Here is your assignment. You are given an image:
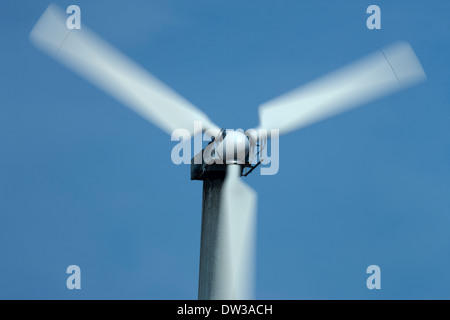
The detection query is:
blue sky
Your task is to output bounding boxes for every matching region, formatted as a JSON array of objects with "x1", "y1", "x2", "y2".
[{"x1": 0, "y1": 0, "x2": 449, "y2": 299}]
